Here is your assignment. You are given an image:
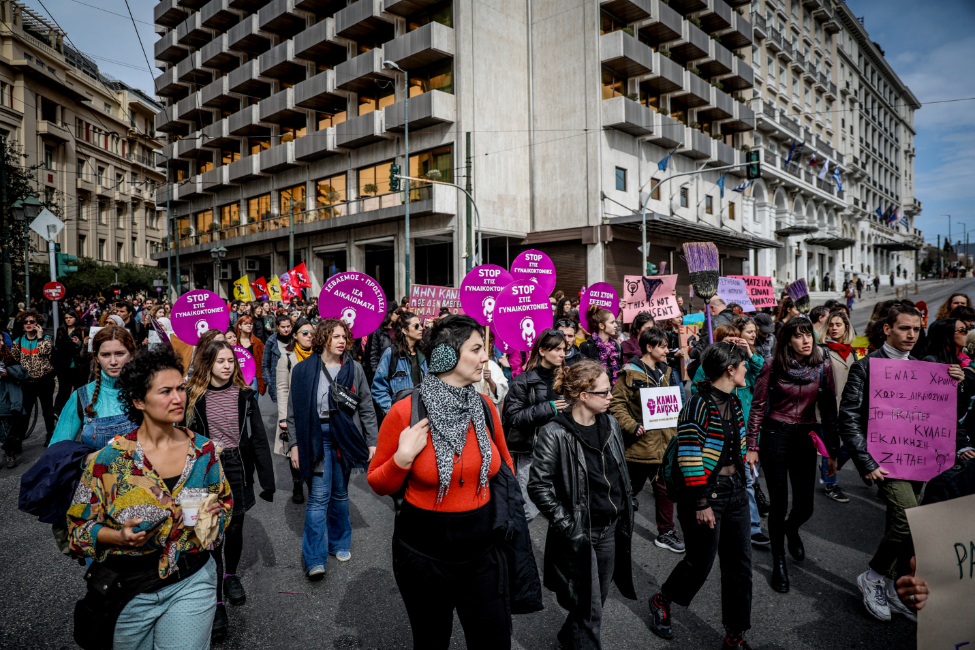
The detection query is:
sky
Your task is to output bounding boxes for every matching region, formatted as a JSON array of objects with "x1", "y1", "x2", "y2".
[{"x1": 33, "y1": 0, "x2": 975, "y2": 248}]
